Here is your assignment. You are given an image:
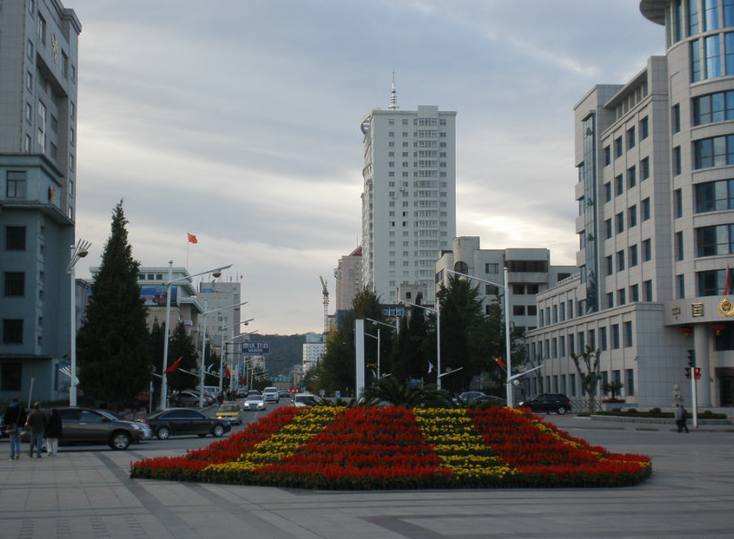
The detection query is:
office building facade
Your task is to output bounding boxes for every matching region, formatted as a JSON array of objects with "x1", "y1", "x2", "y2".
[
  {"x1": 526, "y1": 1, "x2": 734, "y2": 408},
  {"x1": 360, "y1": 97, "x2": 456, "y2": 306},
  {"x1": 435, "y1": 237, "x2": 576, "y2": 333},
  {"x1": 334, "y1": 246, "x2": 362, "y2": 325},
  {"x1": 0, "y1": 0, "x2": 81, "y2": 401}
]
